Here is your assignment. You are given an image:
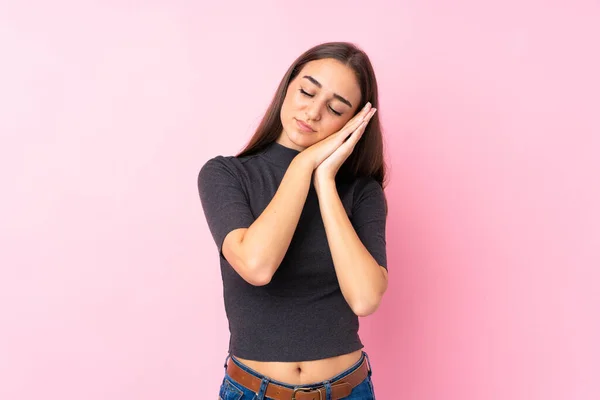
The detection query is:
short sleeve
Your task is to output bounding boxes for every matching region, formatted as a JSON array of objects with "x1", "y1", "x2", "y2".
[
  {"x1": 197, "y1": 156, "x2": 255, "y2": 255},
  {"x1": 351, "y1": 178, "x2": 388, "y2": 270}
]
